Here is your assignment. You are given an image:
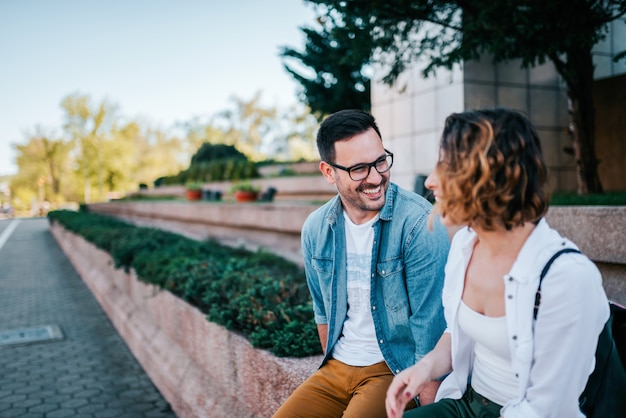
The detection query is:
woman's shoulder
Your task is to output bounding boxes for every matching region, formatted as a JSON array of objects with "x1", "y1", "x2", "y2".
[{"x1": 449, "y1": 226, "x2": 475, "y2": 252}]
